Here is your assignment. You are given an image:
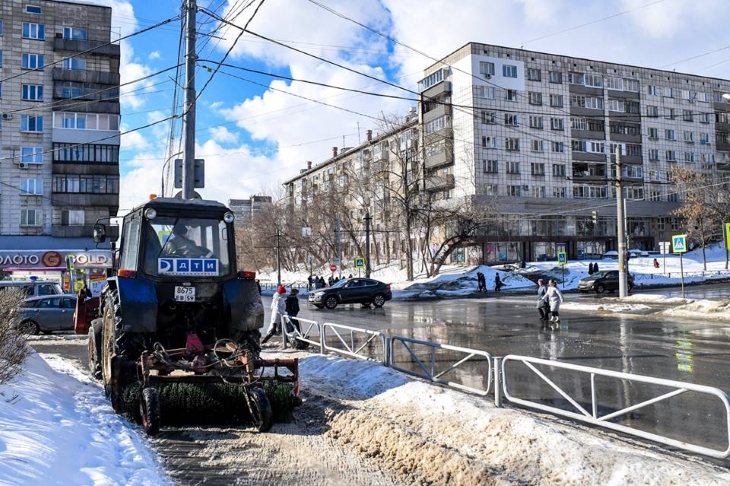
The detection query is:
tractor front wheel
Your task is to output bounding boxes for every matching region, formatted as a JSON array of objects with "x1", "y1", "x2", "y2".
[
  {"x1": 140, "y1": 387, "x2": 161, "y2": 436},
  {"x1": 247, "y1": 387, "x2": 273, "y2": 432}
]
